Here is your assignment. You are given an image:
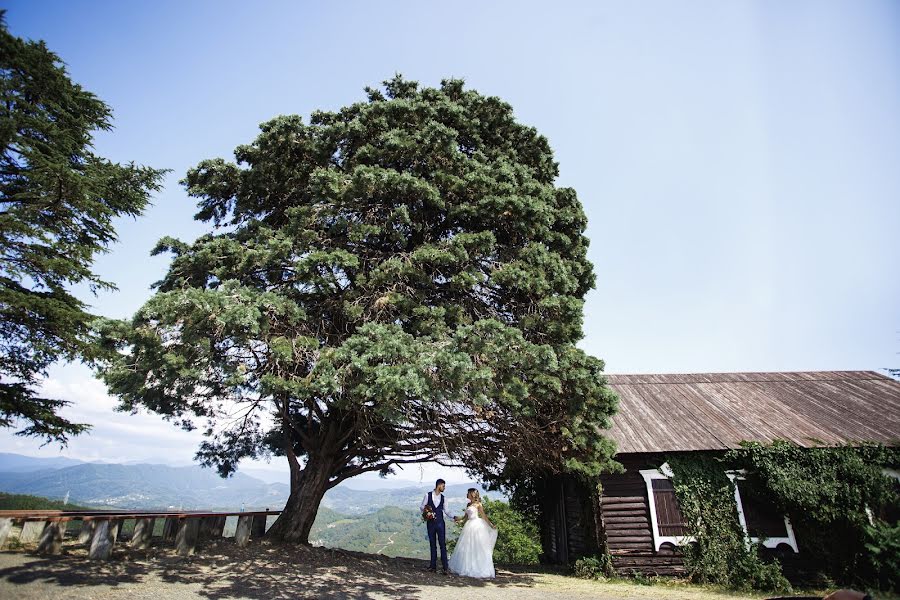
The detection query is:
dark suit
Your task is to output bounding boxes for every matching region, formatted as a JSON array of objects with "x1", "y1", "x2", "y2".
[{"x1": 425, "y1": 491, "x2": 448, "y2": 570}]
